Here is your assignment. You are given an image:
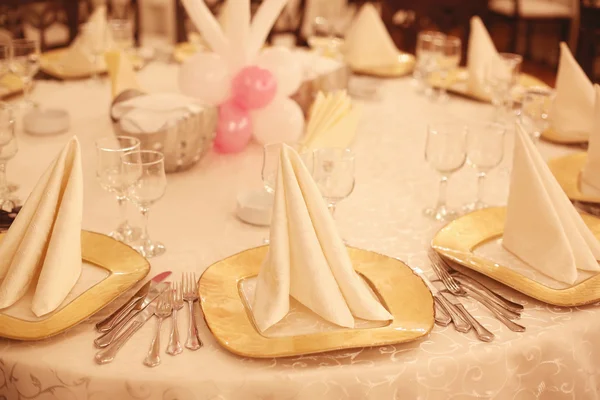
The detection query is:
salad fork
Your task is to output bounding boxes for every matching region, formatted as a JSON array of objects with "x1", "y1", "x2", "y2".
[
  {"x1": 183, "y1": 272, "x2": 203, "y2": 350},
  {"x1": 143, "y1": 292, "x2": 172, "y2": 367},
  {"x1": 166, "y1": 282, "x2": 184, "y2": 356}
]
